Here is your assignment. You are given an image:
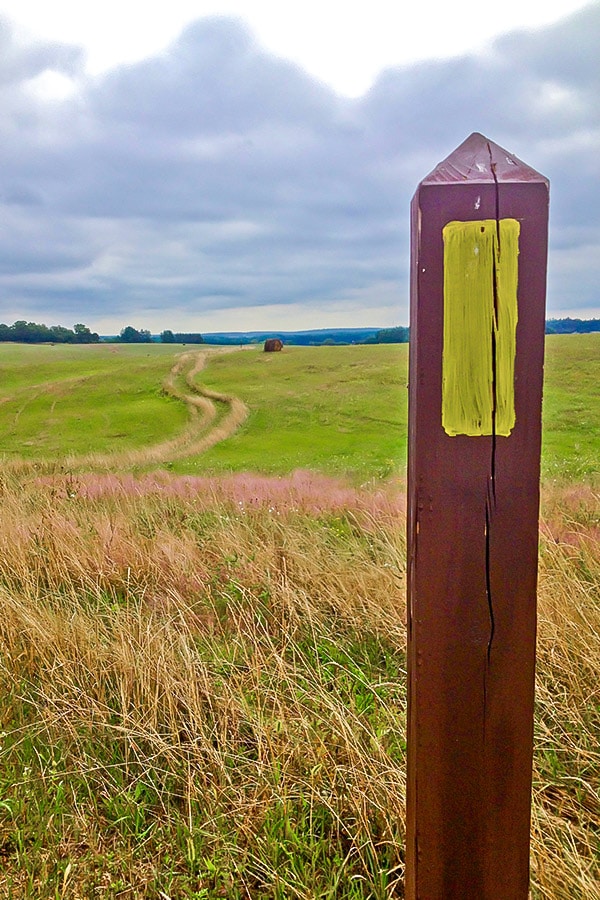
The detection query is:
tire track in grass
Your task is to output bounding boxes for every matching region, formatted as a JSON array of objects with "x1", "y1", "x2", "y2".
[
  {"x1": 2, "y1": 348, "x2": 249, "y2": 474},
  {"x1": 156, "y1": 349, "x2": 249, "y2": 461}
]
